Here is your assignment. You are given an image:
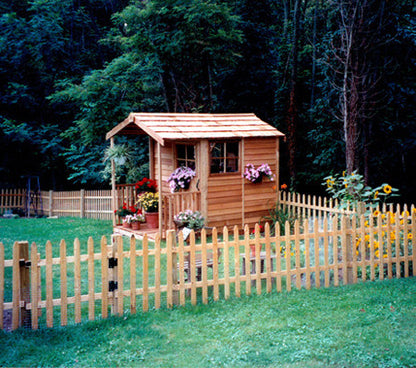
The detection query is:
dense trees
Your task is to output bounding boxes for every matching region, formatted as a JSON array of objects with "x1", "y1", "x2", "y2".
[{"x1": 1, "y1": 0, "x2": 415, "y2": 201}]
